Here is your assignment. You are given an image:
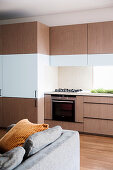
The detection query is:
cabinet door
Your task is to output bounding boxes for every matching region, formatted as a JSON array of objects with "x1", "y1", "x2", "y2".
[
  {"x1": 88, "y1": 54, "x2": 113, "y2": 66},
  {"x1": 2, "y1": 24, "x2": 18, "y2": 54},
  {"x1": 2, "y1": 22, "x2": 37, "y2": 54},
  {"x1": 44, "y1": 95, "x2": 52, "y2": 119},
  {"x1": 2, "y1": 97, "x2": 37, "y2": 127},
  {"x1": 0, "y1": 55, "x2": 2, "y2": 94},
  {"x1": 0, "y1": 26, "x2": 2, "y2": 54},
  {"x1": 50, "y1": 24, "x2": 87, "y2": 55},
  {"x1": 0, "y1": 97, "x2": 2, "y2": 127},
  {"x1": 17, "y1": 22, "x2": 37, "y2": 54},
  {"x1": 2, "y1": 54, "x2": 37, "y2": 98},
  {"x1": 88, "y1": 21, "x2": 113, "y2": 54},
  {"x1": 84, "y1": 118, "x2": 113, "y2": 135},
  {"x1": 50, "y1": 54, "x2": 87, "y2": 66},
  {"x1": 84, "y1": 103, "x2": 113, "y2": 120},
  {"x1": 75, "y1": 96, "x2": 84, "y2": 122}
]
